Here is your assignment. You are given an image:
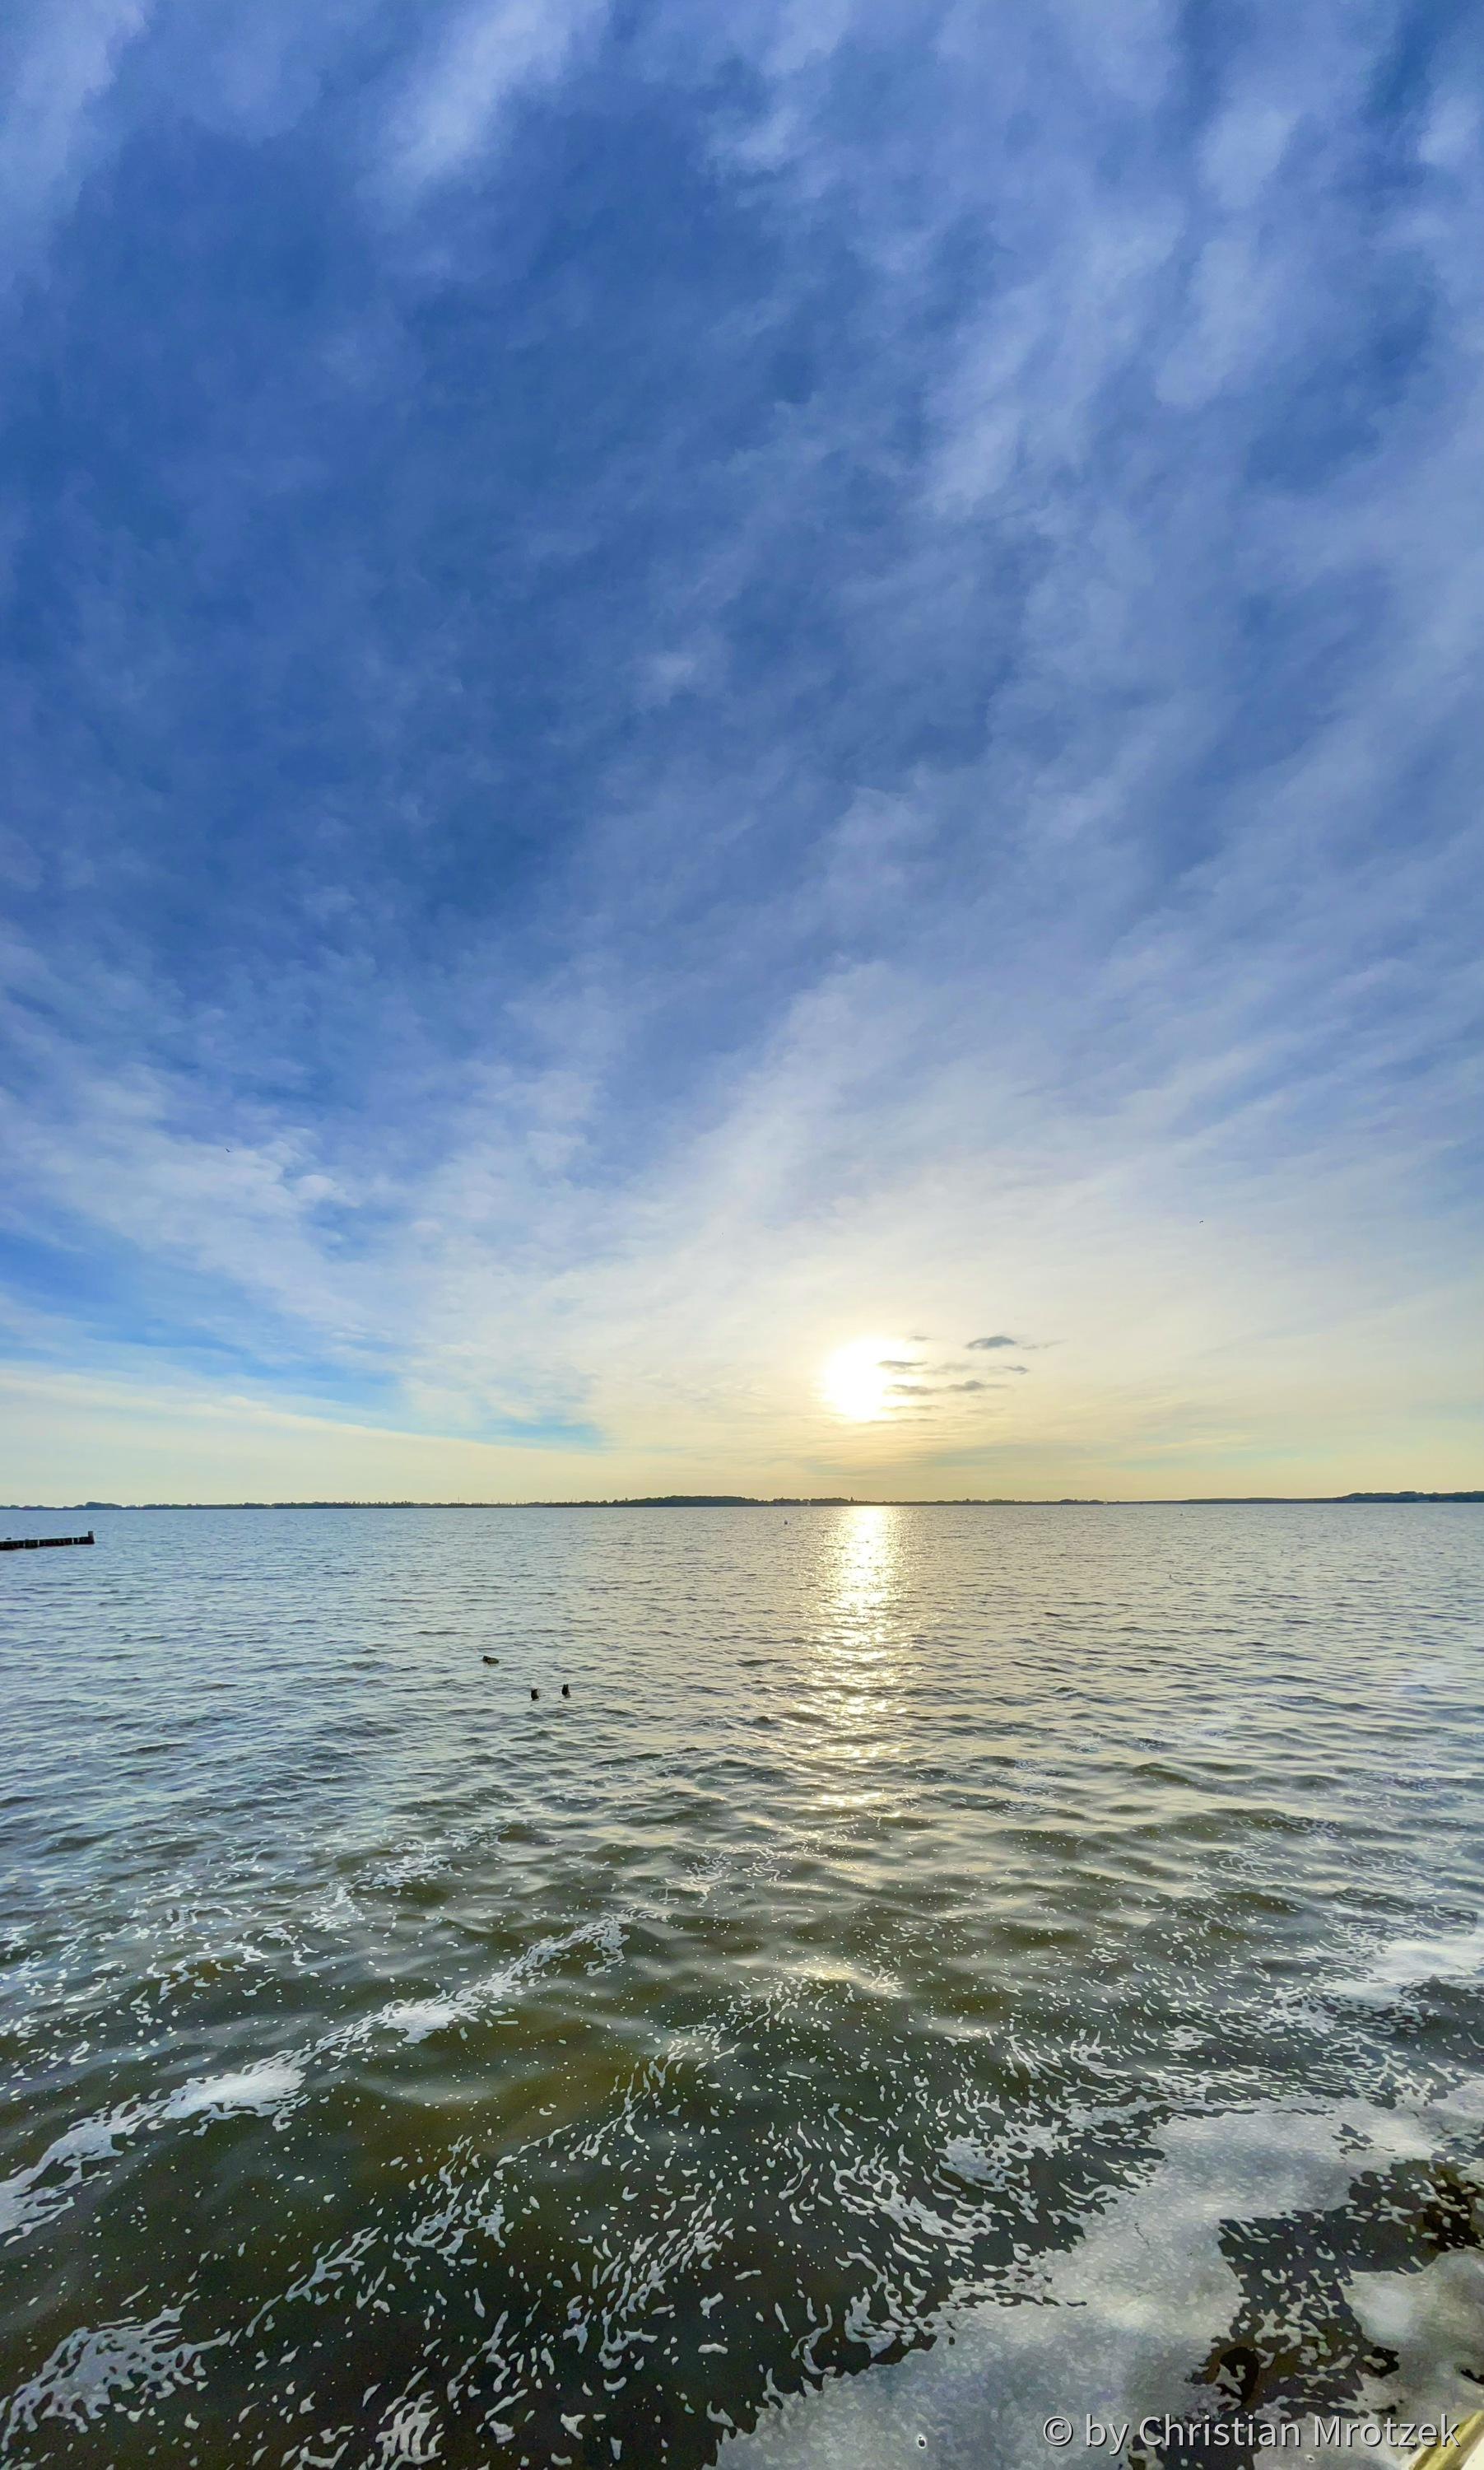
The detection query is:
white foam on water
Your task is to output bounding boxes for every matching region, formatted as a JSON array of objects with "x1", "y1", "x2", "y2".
[
  {"x1": 370, "y1": 2384, "x2": 444, "y2": 2463},
  {"x1": 1351, "y1": 2246, "x2": 1484, "y2": 2456},
  {"x1": 1422, "y1": 2081, "x2": 1484, "y2": 2127},
  {"x1": 0, "y1": 2305, "x2": 214, "y2": 2439},
  {"x1": 379, "y1": 1997, "x2": 465, "y2": 2044},
  {"x1": 366, "y1": 1913, "x2": 626, "y2": 2044},
  {"x1": 0, "y1": 2100, "x2": 155, "y2": 2242},
  {"x1": 0, "y1": 2062, "x2": 307, "y2": 2245},
  {"x1": 0, "y1": 1915, "x2": 627, "y2": 2247},
  {"x1": 716, "y1": 2095, "x2": 1454, "y2": 2470},
  {"x1": 1331, "y1": 1925, "x2": 1484, "y2": 2002},
  {"x1": 305, "y1": 1880, "x2": 365, "y2": 1932},
  {"x1": 365, "y1": 1847, "x2": 454, "y2": 1890},
  {"x1": 160, "y1": 2058, "x2": 306, "y2": 2119}
]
